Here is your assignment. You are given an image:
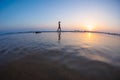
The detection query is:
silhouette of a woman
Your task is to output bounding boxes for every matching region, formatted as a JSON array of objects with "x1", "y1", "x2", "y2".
[{"x1": 57, "y1": 21, "x2": 61, "y2": 32}]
